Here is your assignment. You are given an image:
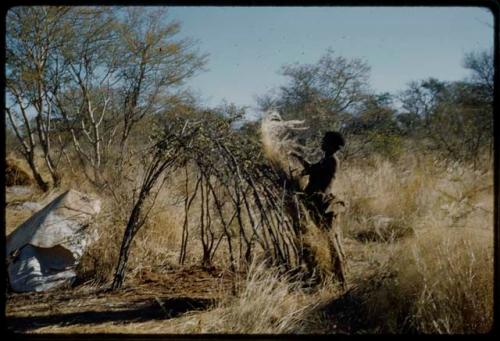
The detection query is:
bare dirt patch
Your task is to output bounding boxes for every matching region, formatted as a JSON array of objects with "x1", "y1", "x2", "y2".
[{"x1": 6, "y1": 267, "x2": 239, "y2": 333}]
